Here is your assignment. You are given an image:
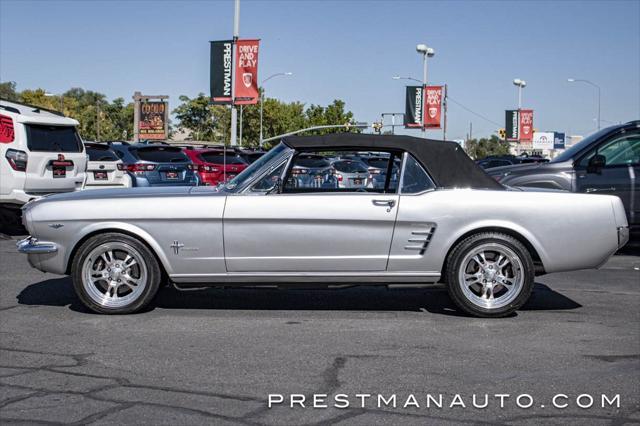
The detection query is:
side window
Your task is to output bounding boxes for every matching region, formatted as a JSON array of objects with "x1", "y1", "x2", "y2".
[
  {"x1": 249, "y1": 161, "x2": 286, "y2": 193},
  {"x1": 282, "y1": 150, "x2": 399, "y2": 194},
  {"x1": 401, "y1": 154, "x2": 435, "y2": 194},
  {"x1": 579, "y1": 133, "x2": 640, "y2": 167}
]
